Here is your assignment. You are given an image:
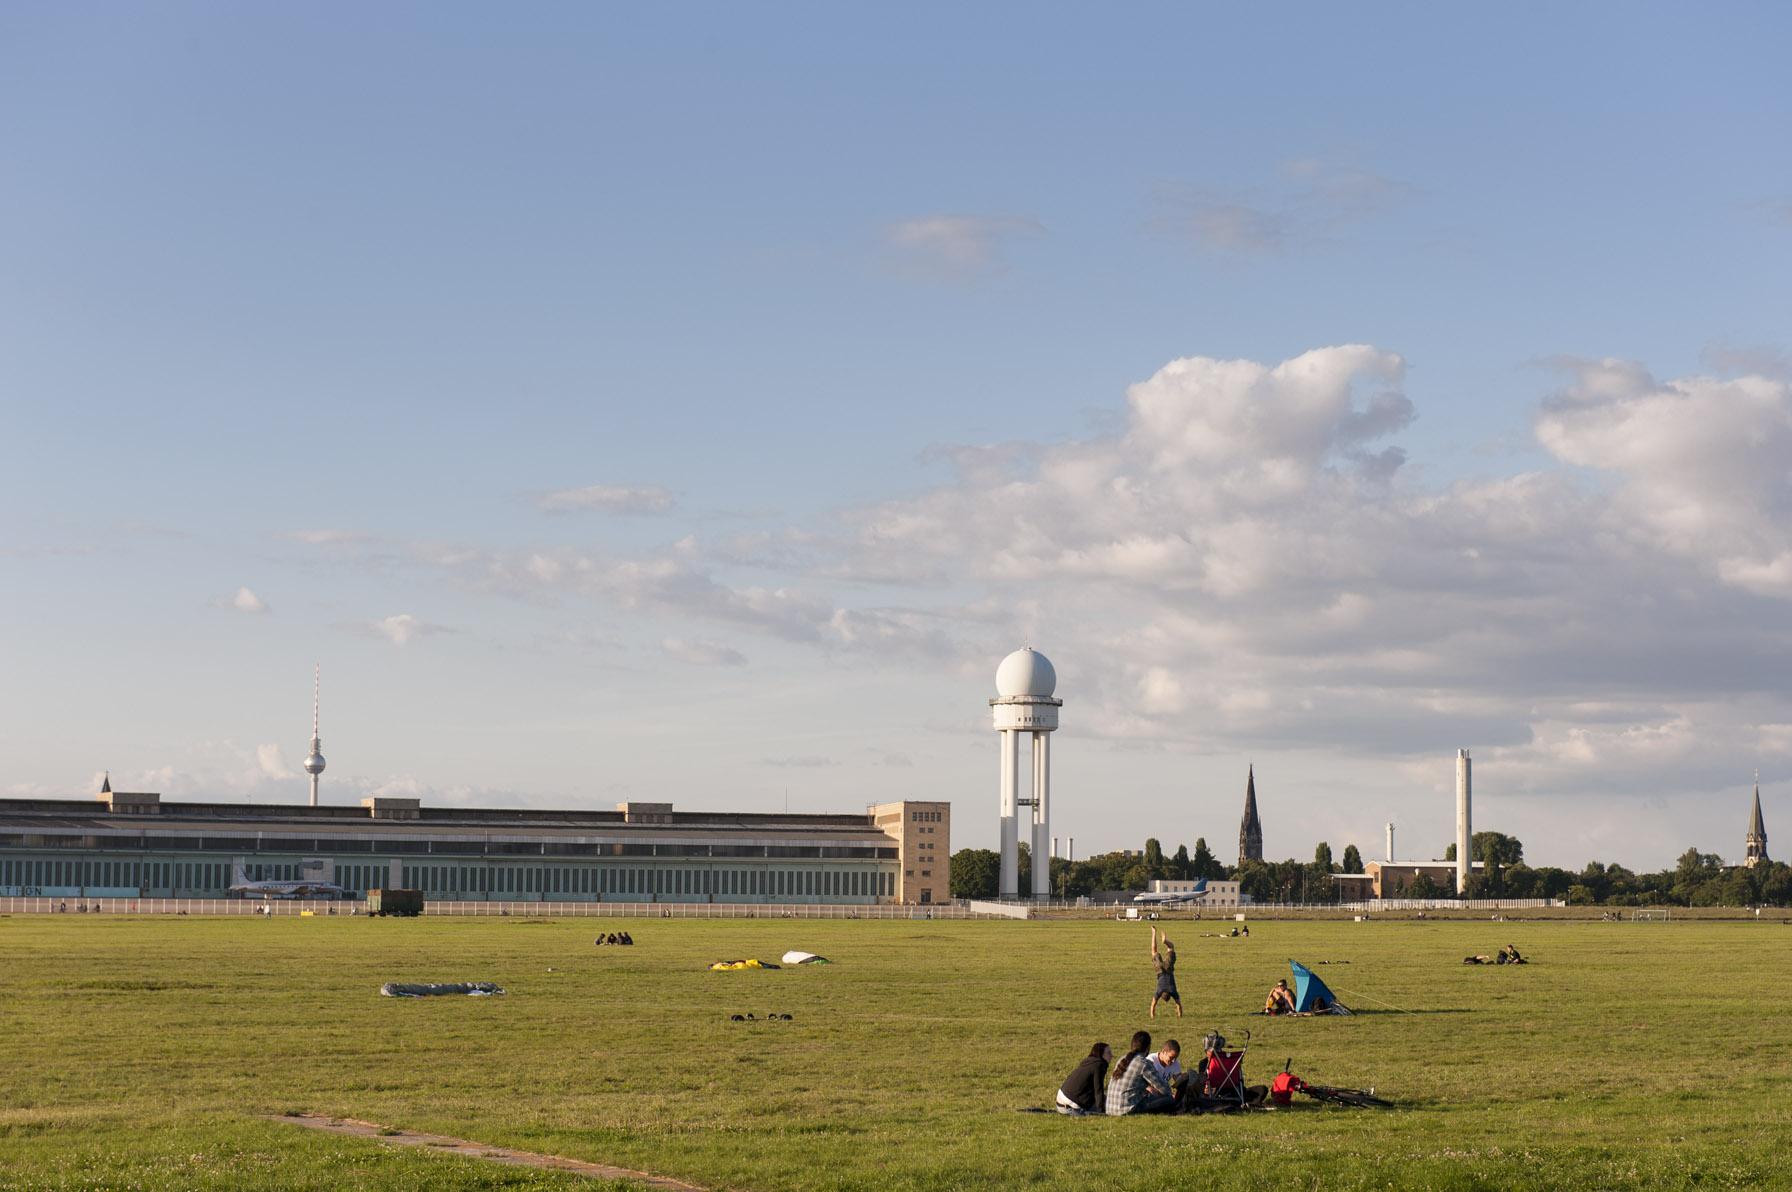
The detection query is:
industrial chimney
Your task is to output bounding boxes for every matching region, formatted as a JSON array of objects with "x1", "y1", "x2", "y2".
[{"x1": 1456, "y1": 749, "x2": 1473, "y2": 894}]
